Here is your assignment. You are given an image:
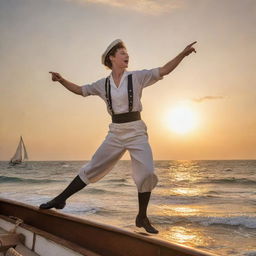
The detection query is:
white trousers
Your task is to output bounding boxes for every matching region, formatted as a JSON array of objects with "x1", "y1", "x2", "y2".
[{"x1": 78, "y1": 120, "x2": 158, "y2": 192}]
